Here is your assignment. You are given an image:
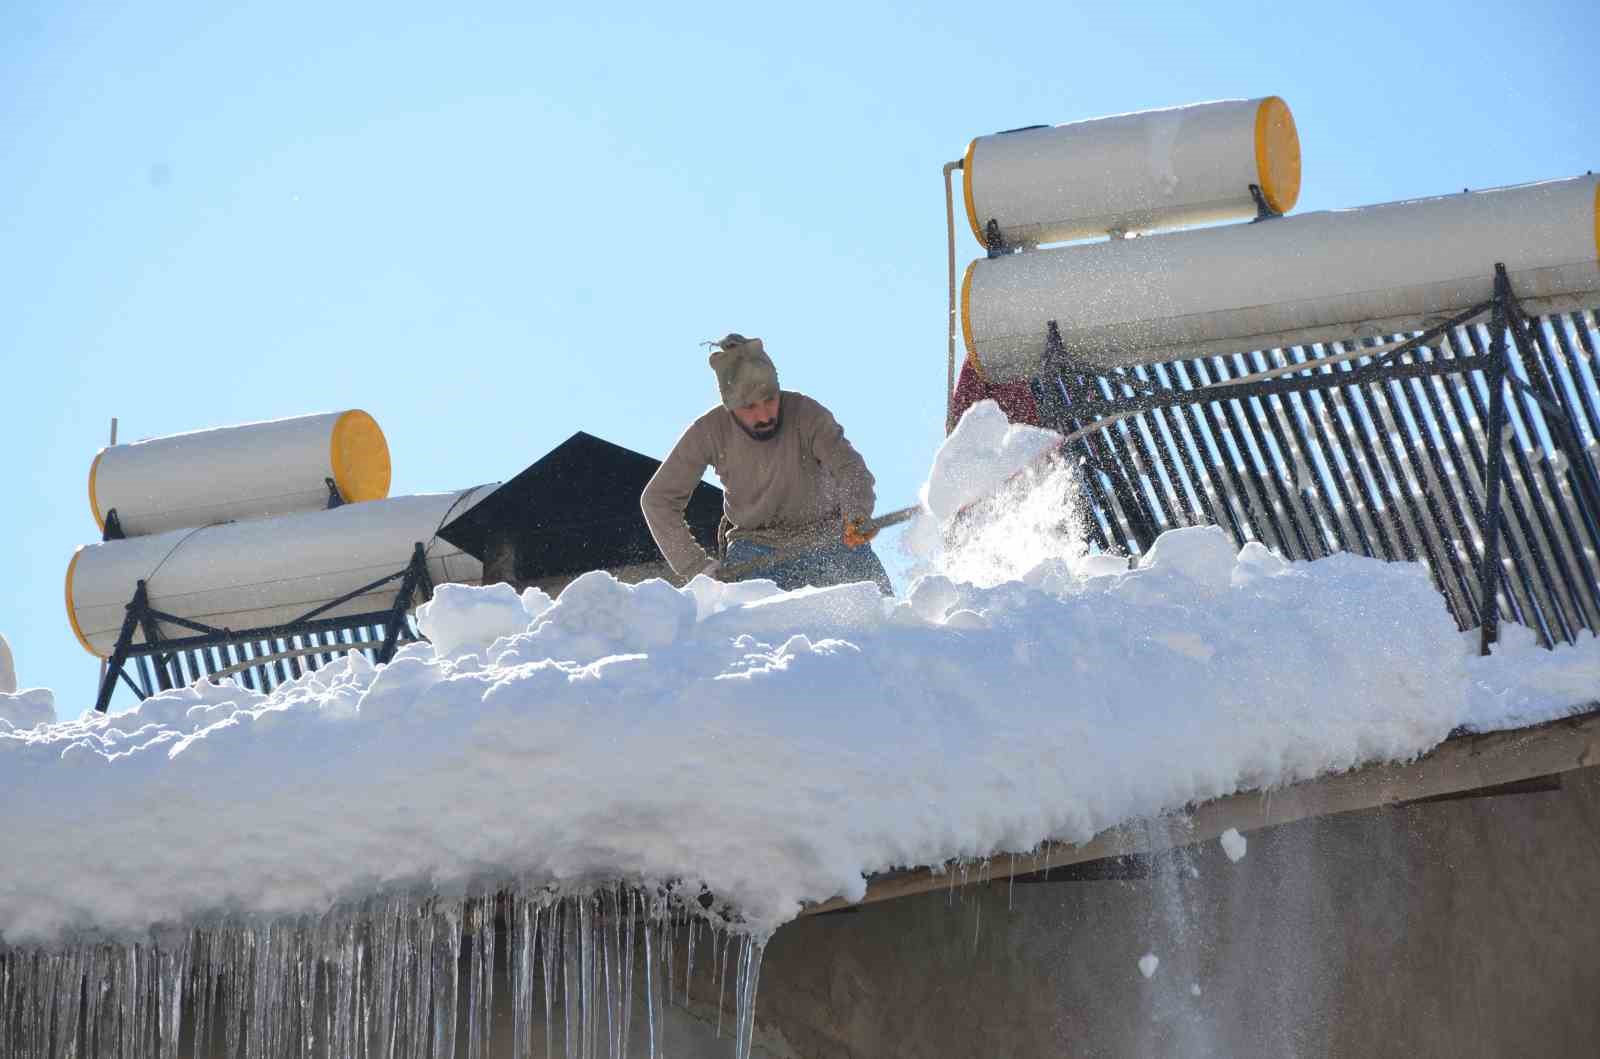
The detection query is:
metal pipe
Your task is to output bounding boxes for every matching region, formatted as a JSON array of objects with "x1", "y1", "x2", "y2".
[{"x1": 944, "y1": 159, "x2": 962, "y2": 434}]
